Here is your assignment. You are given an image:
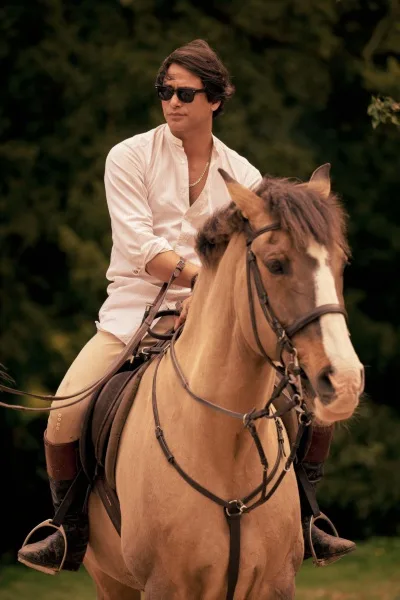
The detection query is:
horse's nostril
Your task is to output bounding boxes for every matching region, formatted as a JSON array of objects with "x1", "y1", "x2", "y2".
[{"x1": 316, "y1": 365, "x2": 336, "y2": 405}]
